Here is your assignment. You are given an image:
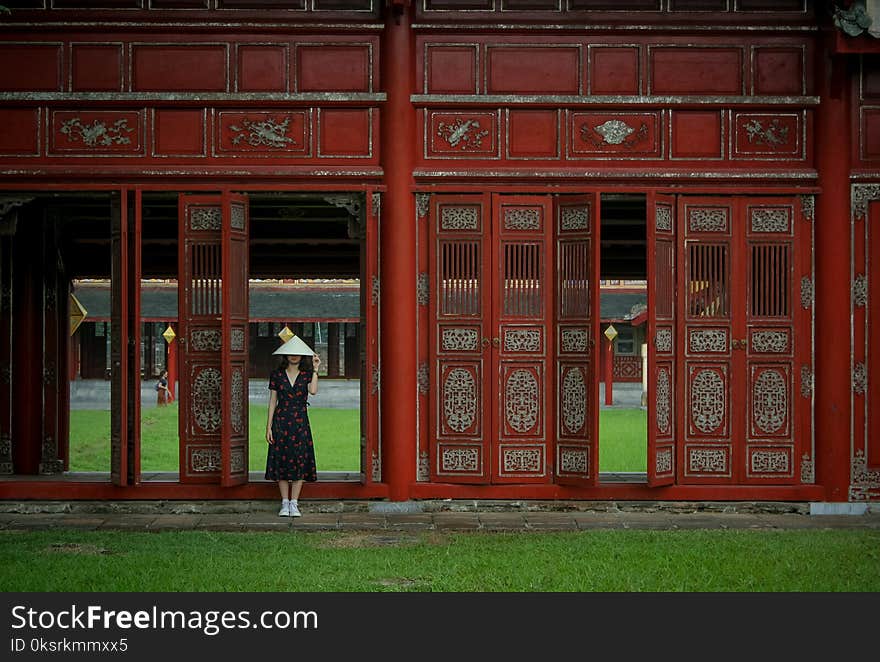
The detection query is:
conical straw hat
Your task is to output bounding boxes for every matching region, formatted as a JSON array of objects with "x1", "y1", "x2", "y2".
[{"x1": 272, "y1": 334, "x2": 316, "y2": 356}]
